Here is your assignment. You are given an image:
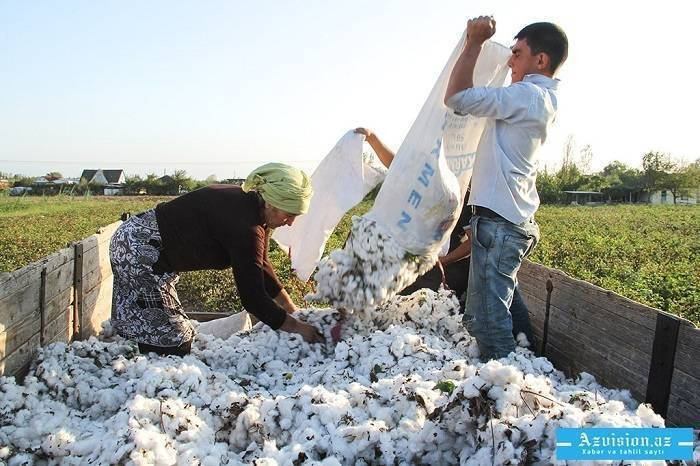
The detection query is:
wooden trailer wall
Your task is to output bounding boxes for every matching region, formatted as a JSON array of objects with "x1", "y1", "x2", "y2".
[
  {"x1": 0, "y1": 221, "x2": 120, "y2": 378},
  {"x1": 0, "y1": 223, "x2": 697, "y2": 428},
  {"x1": 518, "y1": 260, "x2": 699, "y2": 427}
]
